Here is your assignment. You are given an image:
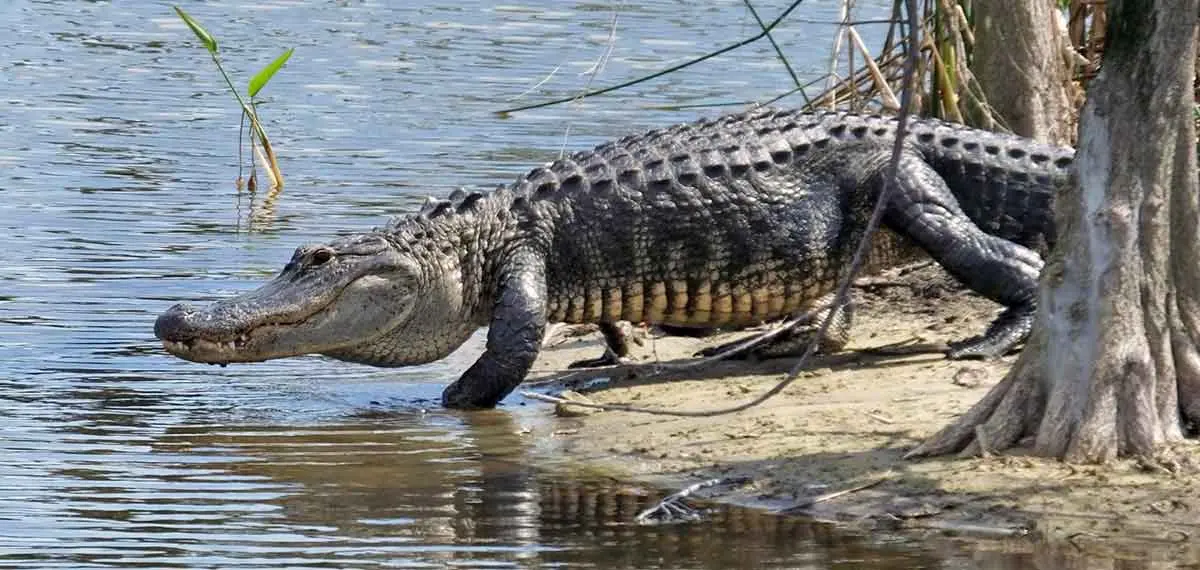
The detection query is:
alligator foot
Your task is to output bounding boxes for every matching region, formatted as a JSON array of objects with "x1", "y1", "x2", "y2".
[
  {"x1": 567, "y1": 348, "x2": 630, "y2": 369},
  {"x1": 567, "y1": 322, "x2": 638, "y2": 369},
  {"x1": 946, "y1": 307, "x2": 1034, "y2": 359}
]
